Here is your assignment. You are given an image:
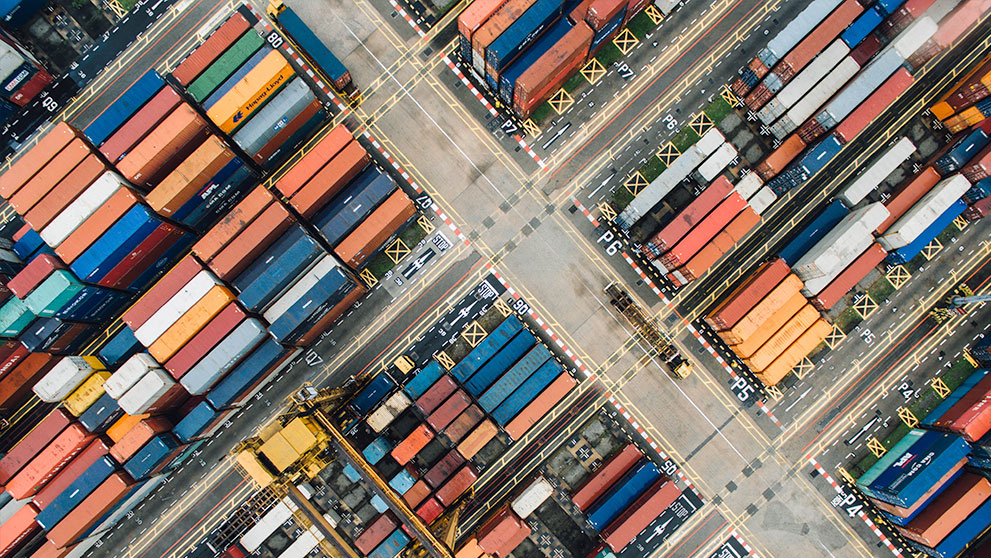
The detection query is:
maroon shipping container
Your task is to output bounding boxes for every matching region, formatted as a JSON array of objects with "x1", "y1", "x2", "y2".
[
  {"x1": 660, "y1": 193, "x2": 746, "y2": 268},
  {"x1": 965, "y1": 196, "x2": 991, "y2": 221},
  {"x1": 568, "y1": 0, "x2": 592, "y2": 23},
  {"x1": 514, "y1": 23, "x2": 594, "y2": 117},
  {"x1": 436, "y1": 464, "x2": 478, "y2": 506},
  {"x1": 0, "y1": 408, "x2": 73, "y2": 484},
  {"x1": 962, "y1": 143, "x2": 991, "y2": 181},
  {"x1": 780, "y1": 0, "x2": 862, "y2": 78},
  {"x1": 572, "y1": 444, "x2": 642, "y2": 511},
  {"x1": 850, "y1": 34, "x2": 882, "y2": 67},
  {"x1": 6, "y1": 423, "x2": 95, "y2": 499},
  {"x1": 121, "y1": 255, "x2": 202, "y2": 330},
  {"x1": 424, "y1": 449, "x2": 466, "y2": 489},
  {"x1": 835, "y1": 68, "x2": 914, "y2": 143},
  {"x1": 100, "y1": 87, "x2": 183, "y2": 162},
  {"x1": 878, "y1": 167, "x2": 941, "y2": 233},
  {"x1": 647, "y1": 176, "x2": 732, "y2": 254},
  {"x1": 10, "y1": 70, "x2": 51, "y2": 106},
  {"x1": 404, "y1": 480, "x2": 431, "y2": 508},
  {"x1": 209, "y1": 202, "x2": 294, "y2": 280},
  {"x1": 416, "y1": 497, "x2": 443, "y2": 524},
  {"x1": 944, "y1": 56, "x2": 991, "y2": 111},
  {"x1": 47, "y1": 324, "x2": 98, "y2": 356},
  {"x1": 354, "y1": 513, "x2": 398, "y2": 554},
  {"x1": 898, "y1": 473, "x2": 991, "y2": 547},
  {"x1": 32, "y1": 438, "x2": 111, "y2": 510},
  {"x1": 744, "y1": 84, "x2": 773, "y2": 112},
  {"x1": 192, "y1": 186, "x2": 275, "y2": 262},
  {"x1": 444, "y1": 405, "x2": 484, "y2": 443},
  {"x1": 0, "y1": 342, "x2": 28, "y2": 380},
  {"x1": 812, "y1": 244, "x2": 886, "y2": 311},
  {"x1": 165, "y1": 304, "x2": 247, "y2": 379},
  {"x1": 9, "y1": 138, "x2": 90, "y2": 215},
  {"x1": 99, "y1": 224, "x2": 187, "y2": 290},
  {"x1": 6, "y1": 254, "x2": 66, "y2": 299},
  {"x1": 907, "y1": 0, "x2": 986, "y2": 69},
  {"x1": 46, "y1": 472, "x2": 135, "y2": 548},
  {"x1": 253, "y1": 100, "x2": 322, "y2": 165},
  {"x1": 0, "y1": 354, "x2": 56, "y2": 413},
  {"x1": 416, "y1": 376, "x2": 458, "y2": 415},
  {"x1": 172, "y1": 13, "x2": 252, "y2": 86},
  {"x1": 0, "y1": 123, "x2": 77, "y2": 198},
  {"x1": 602, "y1": 478, "x2": 680, "y2": 551},
  {"x1": 427, "y1": 391, "x2": 471, "y2": 431},
  {"x1": 934, "y1": 376, "x2": 991, "y2": 441},
  {"x1": 24, "y1": 155, "x2": 107, "y2": 231},
  {"x1": 585, "y1": 0, "x2": 625, "y2": 30}
]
